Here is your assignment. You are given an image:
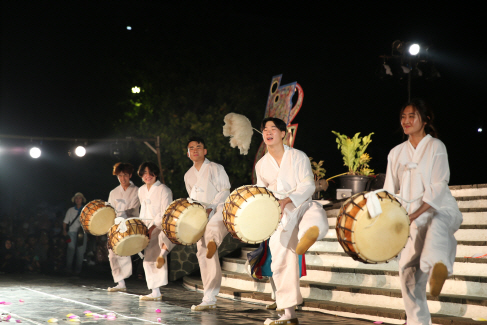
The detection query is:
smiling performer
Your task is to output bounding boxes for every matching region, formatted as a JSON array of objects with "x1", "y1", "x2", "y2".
[
  {"x1": 184, "y1": 137, "x2": 231, "y2": 311},
  {"x1": 384, "y1": 99, "x2": 462, "y2": 325},
  {"x1": 137, "y1": 161, "x2": 176, "y2": 301},
  {"x1": 107, "y1": 162, "x2": 140, "y2": 292},
  {"x1": 256, "y1": 117, "x2": 328, "y2": 325}
]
